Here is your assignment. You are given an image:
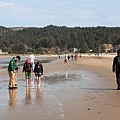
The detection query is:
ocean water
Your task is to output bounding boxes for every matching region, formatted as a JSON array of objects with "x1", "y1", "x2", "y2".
[{"x1": 0, "y1": 56, "x2": 56, "y2": 70}]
